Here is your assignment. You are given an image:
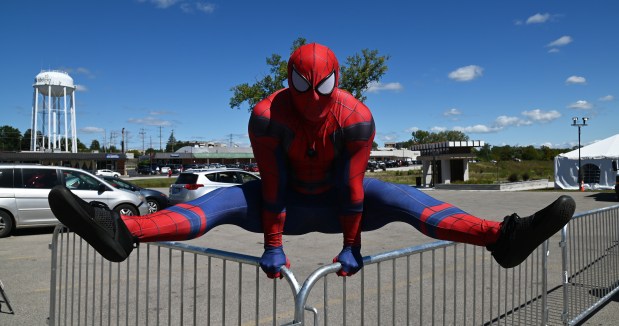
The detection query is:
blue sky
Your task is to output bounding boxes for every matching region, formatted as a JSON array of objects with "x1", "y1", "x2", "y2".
[{"x1": 1, "y1": 1, "x2": 617, "y2": 150}]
